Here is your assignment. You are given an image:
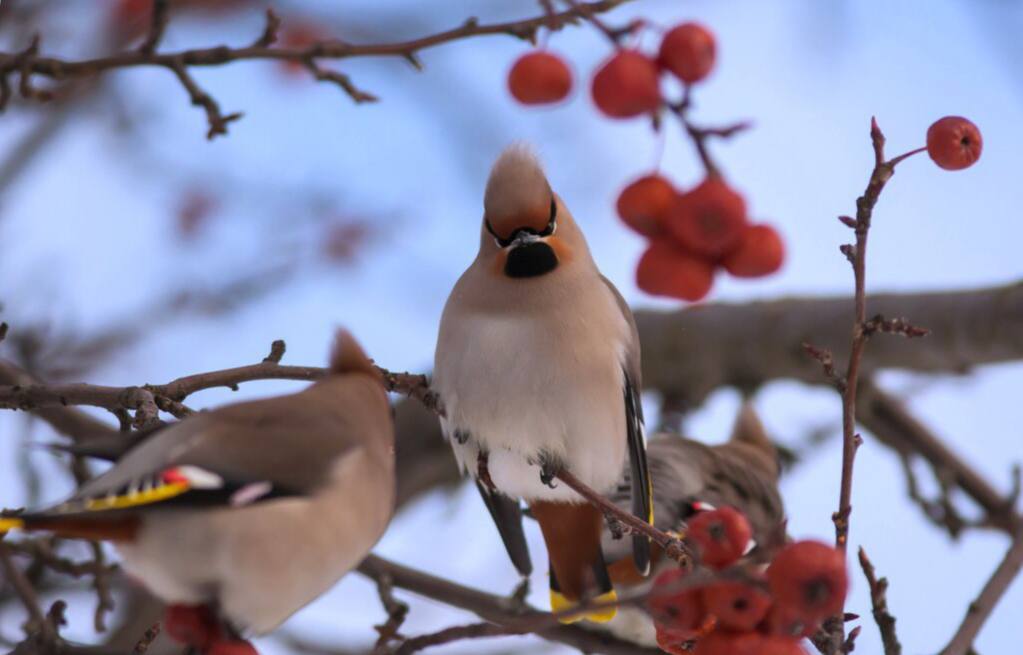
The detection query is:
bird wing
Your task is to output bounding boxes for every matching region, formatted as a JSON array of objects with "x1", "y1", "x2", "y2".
[
  {"x1": 601, "y1": 275, "x2": 653, "y2": 575},
  {"x1": 24, "y1": 390, "x2": 359, "y2": 525}
]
